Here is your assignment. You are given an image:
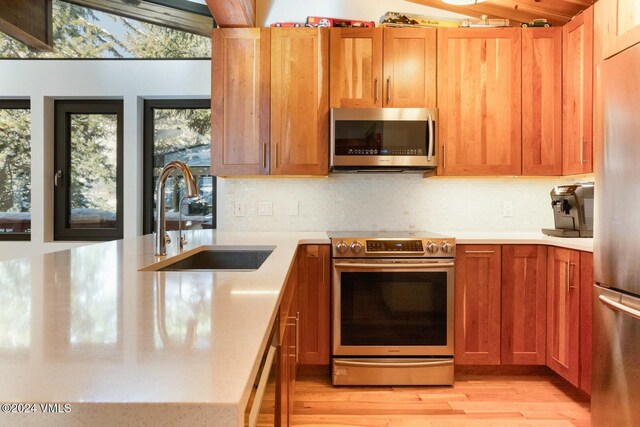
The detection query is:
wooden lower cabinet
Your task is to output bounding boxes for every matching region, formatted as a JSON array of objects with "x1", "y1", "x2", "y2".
[
  {"x1": 546, "y1": 247, "x2": 581, "y2": 387},
  {"x1": 579, "y1": 251, "x2": 593, "y2": 395},
  {"x1": 455, "y1": 245, "x2": 502, "y2": 365},
  {"x1": 501, "y1": 245, "x2": 547, "y2": 365},
  {"x1": 297, "y1": 245, "x2": 330, "y2": 365},
  {"x1": 278, "y1": 256, "x2": 298, "y2": 426}
]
